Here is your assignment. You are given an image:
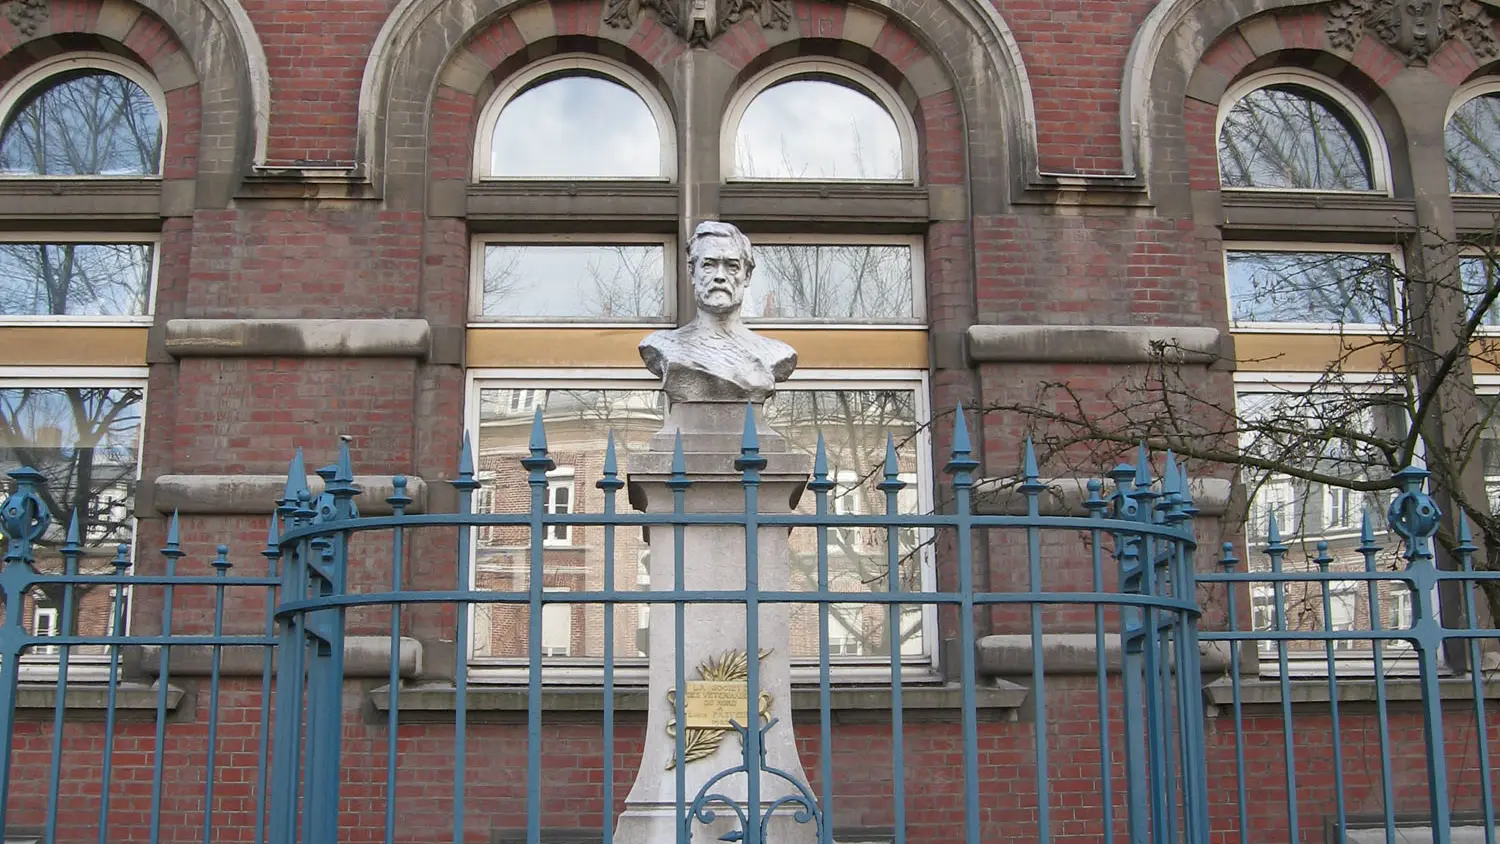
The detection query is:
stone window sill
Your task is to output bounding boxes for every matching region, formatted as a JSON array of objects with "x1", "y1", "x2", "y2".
[
  {"x1": 370, "y1": 680, "x2": 1027, "y2": 724},
  {"x1": 12, "y1": 682, "x2": 184, "y2": 717},
  {"x1": 1203, "y1": 675, "x2": 1500, "y2": 714}
]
